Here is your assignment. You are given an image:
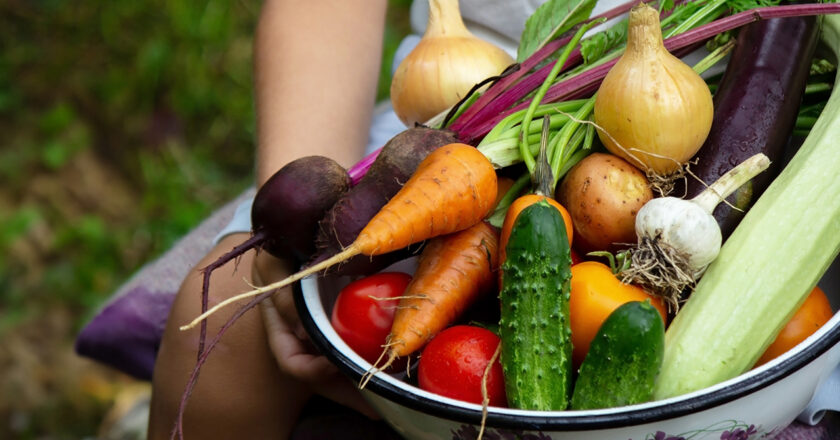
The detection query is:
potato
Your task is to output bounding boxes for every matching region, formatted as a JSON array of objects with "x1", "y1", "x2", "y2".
[{"x1": 556, "y1": 152, "x2": 652, "y2": 254}]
